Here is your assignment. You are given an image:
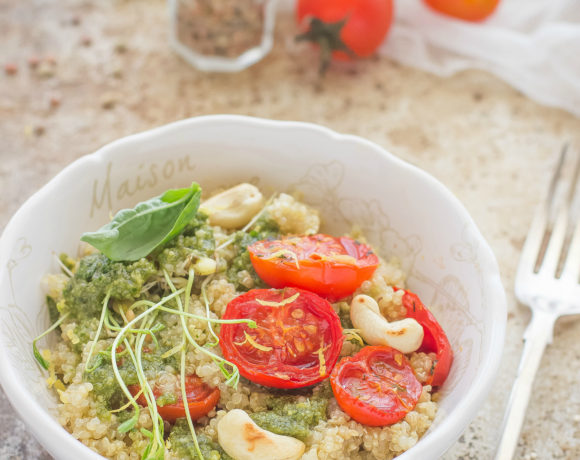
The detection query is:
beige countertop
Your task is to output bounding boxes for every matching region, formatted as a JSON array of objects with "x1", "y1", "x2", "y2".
[{"x1": 1, "y1": 1, "x2": 580, "y2": 459}]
